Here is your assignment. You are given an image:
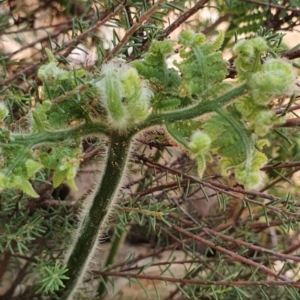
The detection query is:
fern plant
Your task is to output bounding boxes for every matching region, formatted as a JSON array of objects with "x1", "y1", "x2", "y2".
[{"x1": 1, "y1": 1, "x2": 300, "y2": 299}]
